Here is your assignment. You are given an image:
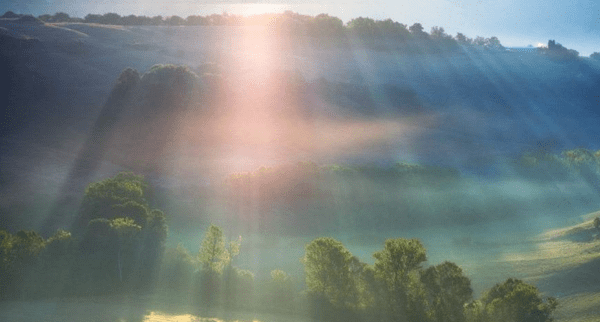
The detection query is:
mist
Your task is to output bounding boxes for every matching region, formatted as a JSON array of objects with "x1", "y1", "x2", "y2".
[{"x1": 2, "y1": 11, "x2": 600, "y2": 321}]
